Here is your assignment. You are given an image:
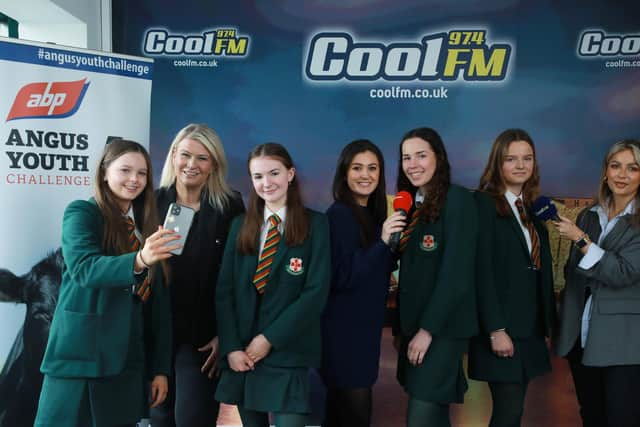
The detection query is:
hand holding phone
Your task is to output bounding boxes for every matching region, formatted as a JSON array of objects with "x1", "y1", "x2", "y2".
[{"x1": 162, "y1": 203, "x2": 195, "y2": 255}]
